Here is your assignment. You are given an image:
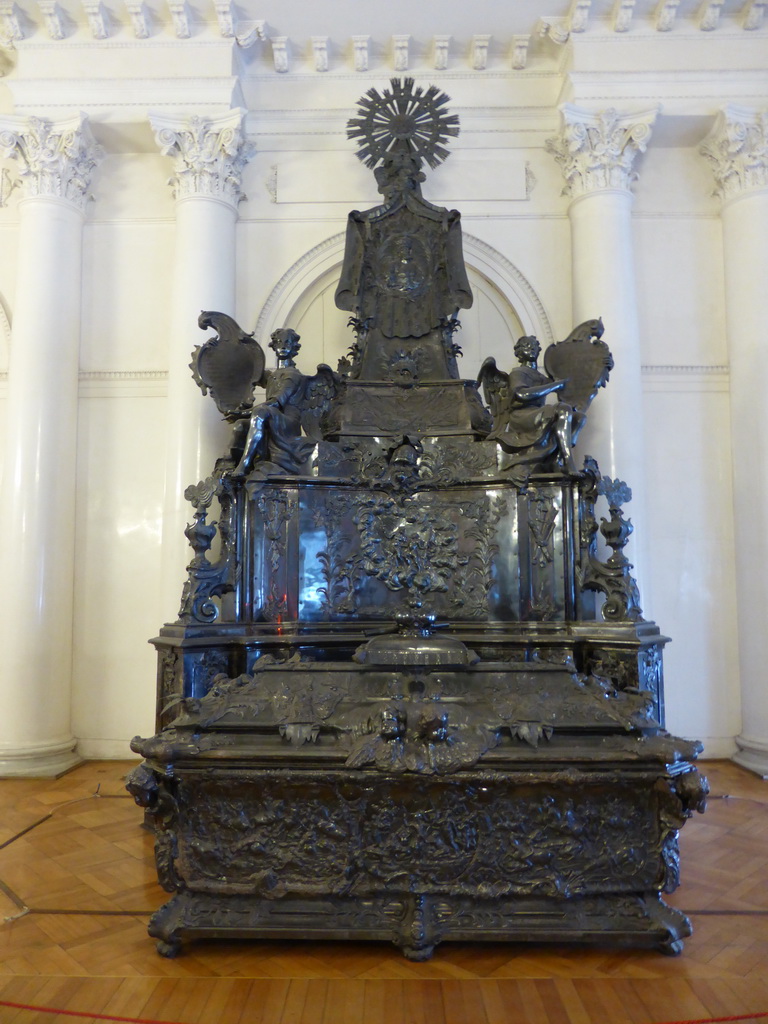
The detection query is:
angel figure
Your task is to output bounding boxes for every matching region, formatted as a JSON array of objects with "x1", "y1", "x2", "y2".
[
  {"x1": 233, "y1": 328, "x2": 336, "y2": 477},
  {"x1": 478, "y1": 320, "x2": 612, "y2": 476},
  {"x1": 190, "y1": 313, "x2": 338, "y2": 478}
]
